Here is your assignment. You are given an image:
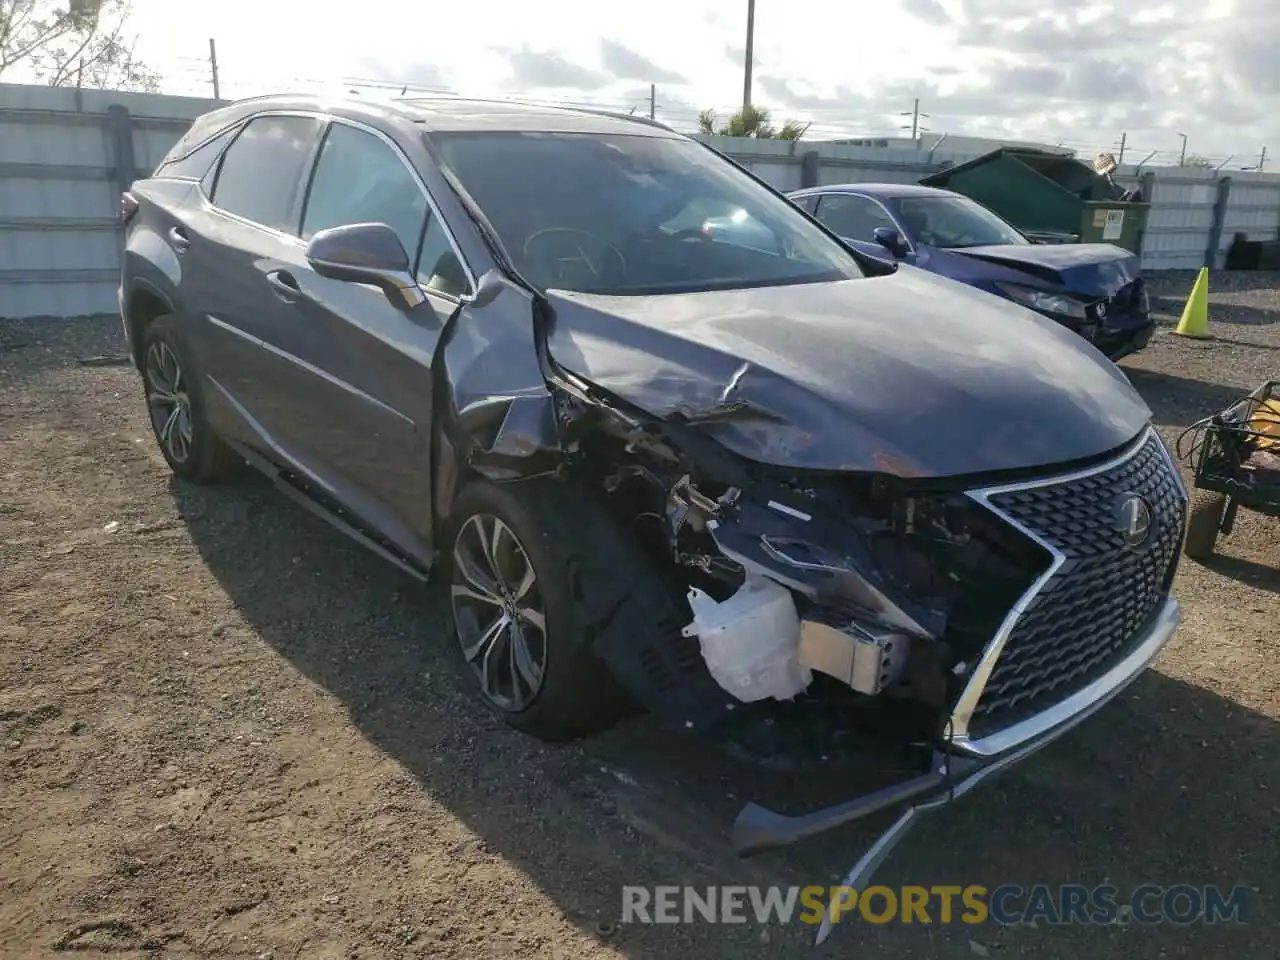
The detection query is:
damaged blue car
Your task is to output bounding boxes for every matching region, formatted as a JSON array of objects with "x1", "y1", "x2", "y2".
[{"x1": 788, "y1": 183, "x2": 1155, "y2": 361}]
